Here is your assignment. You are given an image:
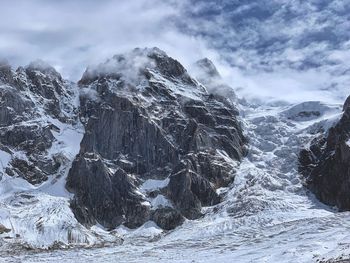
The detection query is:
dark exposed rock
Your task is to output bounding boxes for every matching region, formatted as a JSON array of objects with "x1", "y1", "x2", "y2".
[
  {"x1": 150, "y1": 208, "x2": 185, "y2": 230},
  {"x1": 166, "y1": 152, "x2": 229, "y2": 219},
  {"x1": 66, "y1": 152, "x2": 150, "y2": 229},
  {"x1": 0, "y1": 86, "x2": 34, "y2": 126},
  {"x1": 0, "y1": 224, "x2": 11, "y2": 234},
  {"x1": 343, "y1": 95, "x2": 350, "y2": 111},
  {"x1": 0, "y1": 124, "x2": 54, "y2": 152},
  {"x1": 167, "y1": 165, "x2": 220, "y2": 219},
  {"x1": 167, "y1": 168, "x2": 203, "y2": 219},
  {"x1": 299, "y1": 96, "x2": 350, "y2": 210},
  {"x1": 79, "y1": 95, "x2": 178, "y2": 175},
  {"x1": 9, "y1": 158, "x2": 48, "y2": 184},
  {"x1": 68, "y1": 48, "x2": 247, "y2": 230}
]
